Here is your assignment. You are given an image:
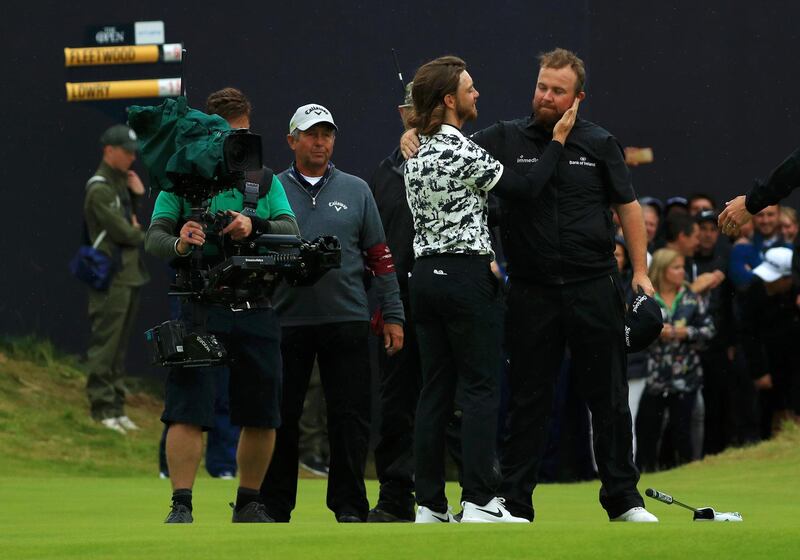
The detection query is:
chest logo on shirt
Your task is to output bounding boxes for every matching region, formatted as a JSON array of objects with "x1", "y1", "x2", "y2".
[
  {"x1": 517, "y1": 155, "x2": 539, "y2": 163},
  {"x1": 329, "y1": 200, "x2": 348, "y2": 212},
  {"x1": 568, "y1": 156, "x2": 597, "y2": 168}
]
